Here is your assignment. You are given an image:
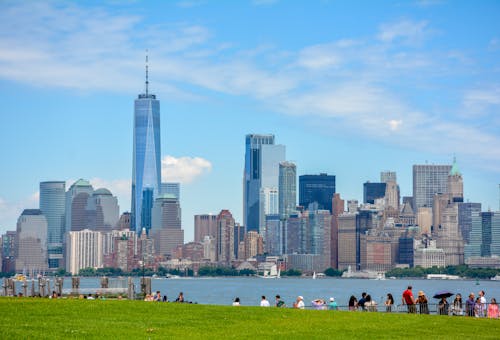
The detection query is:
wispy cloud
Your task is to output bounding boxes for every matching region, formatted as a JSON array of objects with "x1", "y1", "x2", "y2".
[{"x1": 377, "y1": 19, "x2": 432, "y2": 45}]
